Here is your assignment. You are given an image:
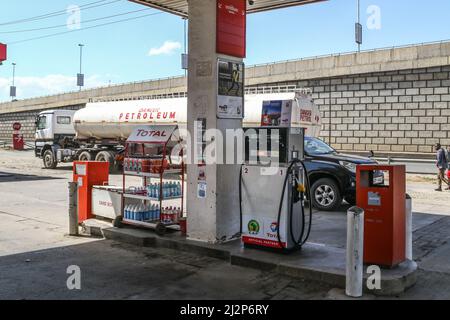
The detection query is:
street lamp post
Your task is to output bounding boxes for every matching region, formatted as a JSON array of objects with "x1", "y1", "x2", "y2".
[
  {"x1": 77, "y1": 44, "x2": 85, "y2": 91},
  {"x1": 10, "y1": 62, "x2": 17, "y2": 100},
  {"x1": 355, "y1": 0, "x2": 362, "y2": 52}
]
